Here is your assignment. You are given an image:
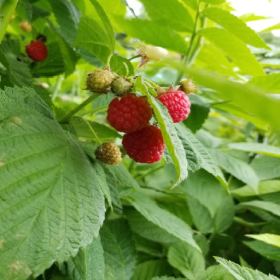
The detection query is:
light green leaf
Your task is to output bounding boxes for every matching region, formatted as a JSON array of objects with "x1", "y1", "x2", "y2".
[
  {"x1": 0, "y1": 87, "x2": 105, "y2": 279},
  {"x1": 114, "y1": 18, "x2": 188, "y2": 54},
  {"x1": 176, "y1": 124, "x2": 227, "y2": 187},
  {"x1": 182, "y1": 170, "x2": 234, "y2": 233},
  {"x1": 167, "y1": 62, "x2": 280, "y2": 130},
  {"x1": 251, "y1": 156, "x2": 280, "y2": 180},
  {"x1": 202, "y1": 265, "x2": 236, "y2": 280},
  {"x1": 198, "y1": 27, "x2": 265, "y2": 76},
  {"x1": 247, "y1": 233, "x2": 280, "y2": 248},
  {"x1": 239, "y1": 13, "x2": 271, "y2": 23},
  {"x1": 135, "y1": 76, "x2": 188, "y2": 187},
  {"x1": 66, "y1": 237, "x2": 105, "y2": 280},
  {"x1": 48, "y1": 21, "x2": 77, "y2": 77},
  {"x1": 202, "y1": 8, "x2": 269, "y2": 49},
  {"x1": 232, "y1": 180, "x2": 280, "y2": 197},
  {"x1": 237, "y1": 201, "x2": 280, "y2": 217},
  {"x1": 216, "y1": 257, "x2": 280, "y2": 280},
  {"x1": 0, "y1": 0, "x2": 17, "y2": 43},
  {"x1": 210, "y1": 150, "x2": 259, "y2": 190},
  {"x1": 0, "y1": 46, "x2": 32, "y2": 87},
  {"x1": 181, "y1": 0, "x2": 198, "y2": 10},
  {"x1": 229, "y1": 143, "x2": 280, "y2": 158},
  {"x1": 125, "y1": 192, "x2": 199, "y2": 250},
  {"x1": 48, "y1": 0, "x2": 81, "y2": 44},
  {"x1": 201, "y1": 0, "x2": 225, "y2": 4},
  {"x1": 75, "y1": 16, "x2": 114, "y2": 65},
  {"x1": 247, "y1": 73, "x2": 280, "y2": 93},
  {"x1": 261, "y1": 23, "x2": 280, "y2": 32},
  {"x1": 168, "y1": 241, "x2": 205, "y2": 279},
  {"x1": 138, "y1": 0, "x2": 194, "y2": 32},
  {"x1": 132, "y1": 260, "x2": 172, "y2": 280},
  {"x1": 152, "y1": 277, "x2": 187, "y2": 280},
  {"x1": 110, "y1": 54, "x2": 134, "y2": 76}
]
